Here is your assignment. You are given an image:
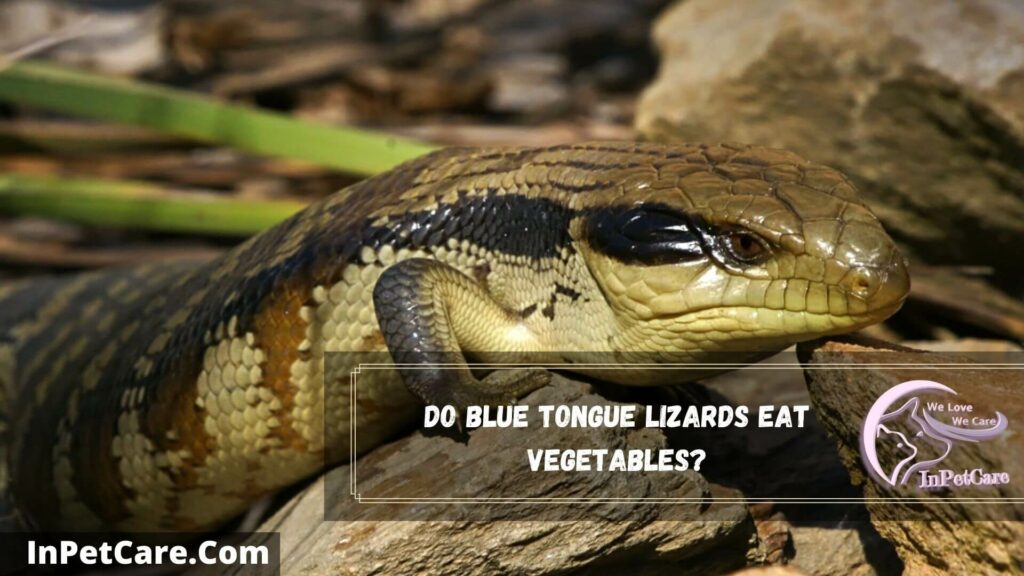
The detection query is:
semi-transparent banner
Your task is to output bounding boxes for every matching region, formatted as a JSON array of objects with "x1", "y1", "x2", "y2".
[{"x1": 324, "y1": 350, "x2": 1024, "y2": 522}]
